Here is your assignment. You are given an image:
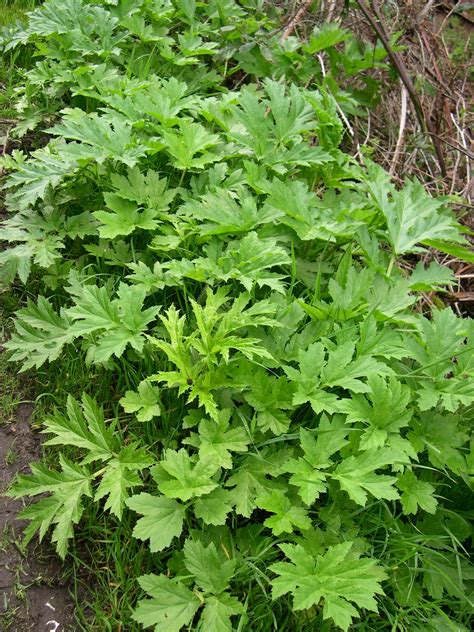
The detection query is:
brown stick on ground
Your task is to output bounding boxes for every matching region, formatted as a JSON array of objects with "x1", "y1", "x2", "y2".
[
  {"x1": 438, "y1": 1, "x2": 474, "y2": 27},
  {"x1": 281, "y1": 0, "x2": 313, "y2": 42},
  {"x1": 354, "y1": 0, "x2": 448, "y2": 178}
]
